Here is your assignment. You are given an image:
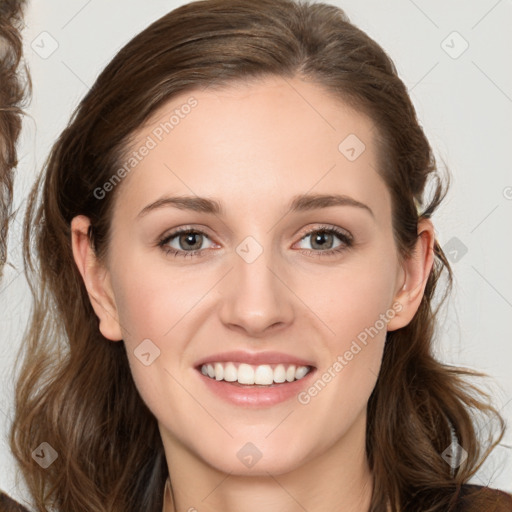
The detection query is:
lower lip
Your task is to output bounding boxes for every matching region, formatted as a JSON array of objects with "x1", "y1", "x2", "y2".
[{"x1": 196, "y1": 367, "x2": 317, "y2": 408}]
